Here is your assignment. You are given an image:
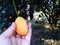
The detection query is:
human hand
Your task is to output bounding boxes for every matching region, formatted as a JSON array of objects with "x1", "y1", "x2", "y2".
[{"x1": 0, "y1": 22, "x2": 32, "y2": 45}]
